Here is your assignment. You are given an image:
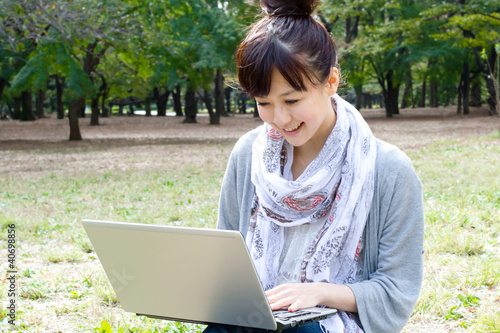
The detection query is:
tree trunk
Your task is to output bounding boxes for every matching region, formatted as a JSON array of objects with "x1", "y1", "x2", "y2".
[
  {"x1": 225, "y1": 87, "x2": 232, "y2": 114},
  {"x1": 238, "y1": 92, "x2": 248, "y2": 114},
  {"x1": 411, "y1": 83, "x2": 416, "y2": 108},
  {"x1": 462, "y1": 60, "x2": 470, "y2": 115},
  {"x1": 485, "y1": 45, "x2": 499, "y2": 115},
  {"x1": 367, "y1": 94, "x2": 373, "y2": 109},
  {"x1": 55, "y1": 75, "x2": 65, "y2": 119},
  {"x1": 470, "y1": 82, "x2": 482, "y2": 107},
  {"x1": 419, "y1": 77, "x2": 426, "y2": 107},
  {"x1": 354, "y1": 84, "x2": 363, "y2": 110},
  {"x1": 400, "y1": 71, "x2": 413, "y2": 109},
  {"x1": 183, "y1": 86, "x2": 197, "y2": 123},
  {"x1": 485, "y1": 72, "x2": 499, "y2": 116},
  {"x1": 66, "y1": 40, "x2": 106, "y2": 140},
  {"x1": 20, "y1": 91, "x2": 37, "y2": 121},
  {"x1": 215, "y1": 69, "x2": 228, "y2": 117},
  {"x1": 68, "y1": 97, "x2": 85, "y2": 140},
  {"x1": 49, "y1": 92, "x2": 56, "y2": 114},
  {"x1": 154, "y1": 87, "x2": 170, "y2": 116},
  {"x1": 382, "y1": 91, "x2": 390, "y2": 117},
  {"x1": 345, "y1": 15, "x2": 360, "y2": 43},
  {"x1": 430, "y1": 79, "x2": 438, "y2": 108},
  {"x1": 384, "y1": 70, "x2": 400, "y2": 117},
  {"x1": 102, "y1": 93, "x2": 109, "y2": 117},
  {"x1": 379, "y1": 93, "x2": 385, "y2": 108},
  {"x1": 202, "y1": 88, "x2": 219, "y2": 125},
  {"x1": 79, "y1": 103, "x2": 86, "y2": 118},
  {"x1": 90, "y1": 96, "x2": 99, "y2": 126},
  {"x1": 346, "y1": 17, "x2": 353, "y2": 43},
  {"x1": 457, "y1": 78, "x2": 463, "y2": 114},
  {"x1": 36, "y1": 89, "x2": 45, "y2": 118},
  {"x1": 173, "y1": 85, "x2": 183, "y2": 116},
  {"x1": 144, "y1": 96, "x2": 152, "y2": 117},
  {"x1": 0, "y1": 77, "x2": 8, "y2": 103},
  {"x1": 100, "y1": 76, "x2": 109, "y2": 117},
  {"x1": 12, "y1": 97, "x2": 21, "y2": 120}
]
